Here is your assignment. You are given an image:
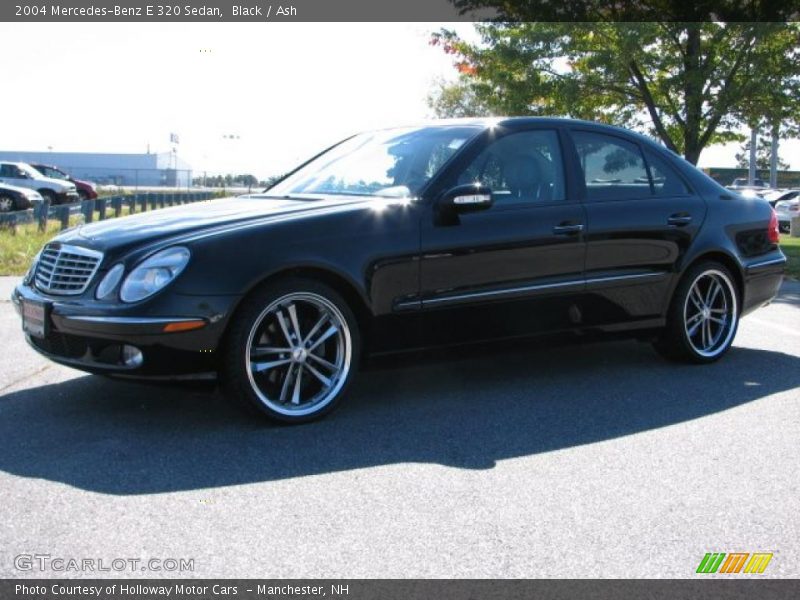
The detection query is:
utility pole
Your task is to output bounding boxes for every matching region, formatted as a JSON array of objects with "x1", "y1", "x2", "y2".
[
  {"x1": 769, "y1": 121, "x2": 779, "y2": 189},
  {"x1": 748, "y1": 126, "x2": 758, "y2": 186}
]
